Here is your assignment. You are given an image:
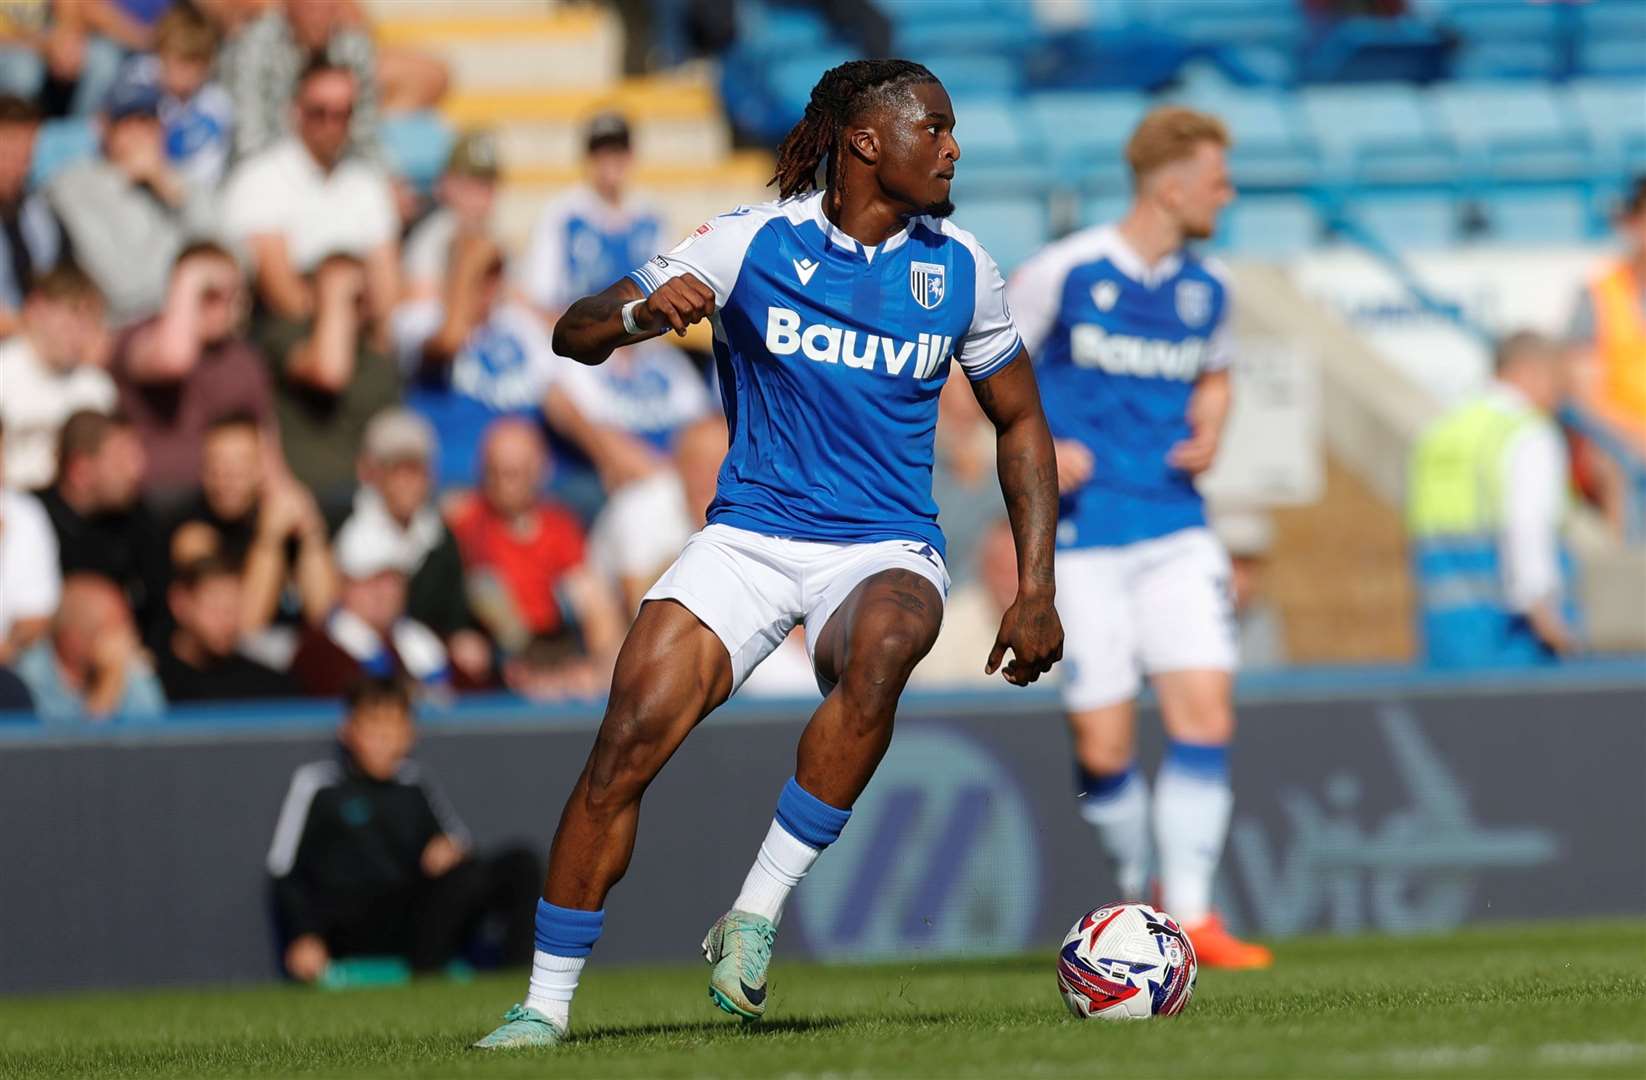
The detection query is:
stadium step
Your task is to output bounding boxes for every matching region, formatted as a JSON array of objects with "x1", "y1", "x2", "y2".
[{"x1": 373, "y1": 5, "x2": 620, "y2": 93}]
